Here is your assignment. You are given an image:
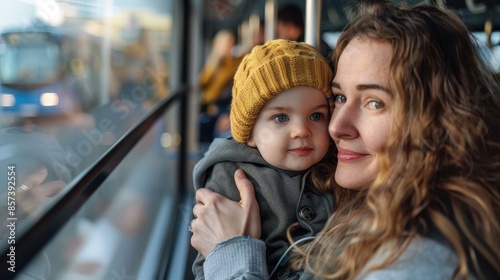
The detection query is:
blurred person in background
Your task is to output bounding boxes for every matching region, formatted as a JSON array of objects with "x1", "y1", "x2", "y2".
[
  {"x1": 198, "y1": 30, "x2": 244, "y2": 147},
  {"x1": 277, "y1": 4, "x2": 332, "y2": 60}
]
